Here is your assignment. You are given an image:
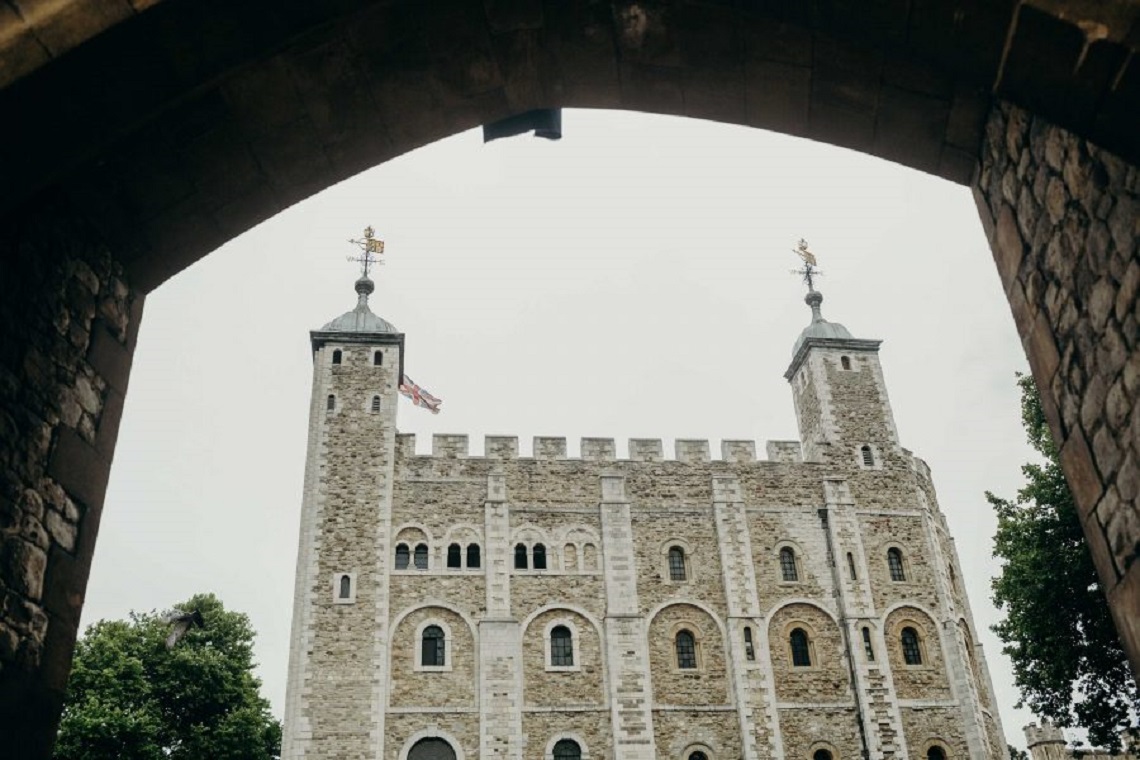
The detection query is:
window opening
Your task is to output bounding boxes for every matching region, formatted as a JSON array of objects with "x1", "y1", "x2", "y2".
[
  {"x1": 373, "y1": 350, "x2": 382, "y2": 366},
  {"x1": 862, "y1": 626, "x2": 874, "y2": 661},
  {"x1": 790, "y1": 628, "x2": 811, "y2": 667},
  {"x1": 421, "y1": 625, "x2": 445, "y2": 666},
  {"x1": 466, "y1": 543, "x2": 481, "y2": 568},
  {"x1": 689, "y1": 753, "x2": 709, "y2": 760},
  {"x1": 847, "y1": 552, "x2": 857, "y2": 580},
  {"x1": 413, "y1": 543, "x2": 428, "y2": 570},
  {"x1": 861, "y1": 445, "x2": 874, "y2": 467},
  {"x1": 326, "y1": 394, "x2": 335, "y2": 411},
  {"x1": 395, "y1": 544, "x2": 410, "y2": 570},
  {"x1": 409, "y1": 738, "x2": 456, "y2": 760},
  {"x1": 675, "y1": 630, "x2": 697, "y2": 669},
  {"x1": 888, "y1": 548, "x2": 906, "y2": 581},
  {"x1": 814, "y1": 751, "x2": 834, "y2": 760},
  {"x1": 553, "y1": 740, "x2": 581, "y2": 760},
  {"x1": 371, "y1": 395, "x2": 381, "y2": 413},
  {"x1": 779, "y1": 547, "x2": 799, "y2": 582},
  {"x1": 514, "y1": 543, "x2": 528, "y2": 570},
  {"x1": 564, "y1": 543, "x2": 577, "y2": 571},
  {"x1": 668, "y1": 546, "x2": 687, "y2": 581},
  {"x1": 447, "y1": 543, "x2": 461, "y2": 568},
  {"x1": 550, "y1": 625, "x2": 574, "y2": 667},
  {"x1": 927, "y1": 747, "x2": 946, "y2": 760},
  {"x1": 338, "y1": 574, "x2": 351, "y2": 599},
  {"x1": 901, "y1": 627, "x2": 923, "y2": 665},
  {"x1": 332, "y1": 349, "x2": 342, "y2": 365},
  {"x1": 840, "y1": 355, "x2": 851, "y2": 370},
  {"x1": 533, "y1": 543, "x2": 547, "y2": 570},
  {"x1": 744, "y1": 626, "x2": 755, "y2": 661}
]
